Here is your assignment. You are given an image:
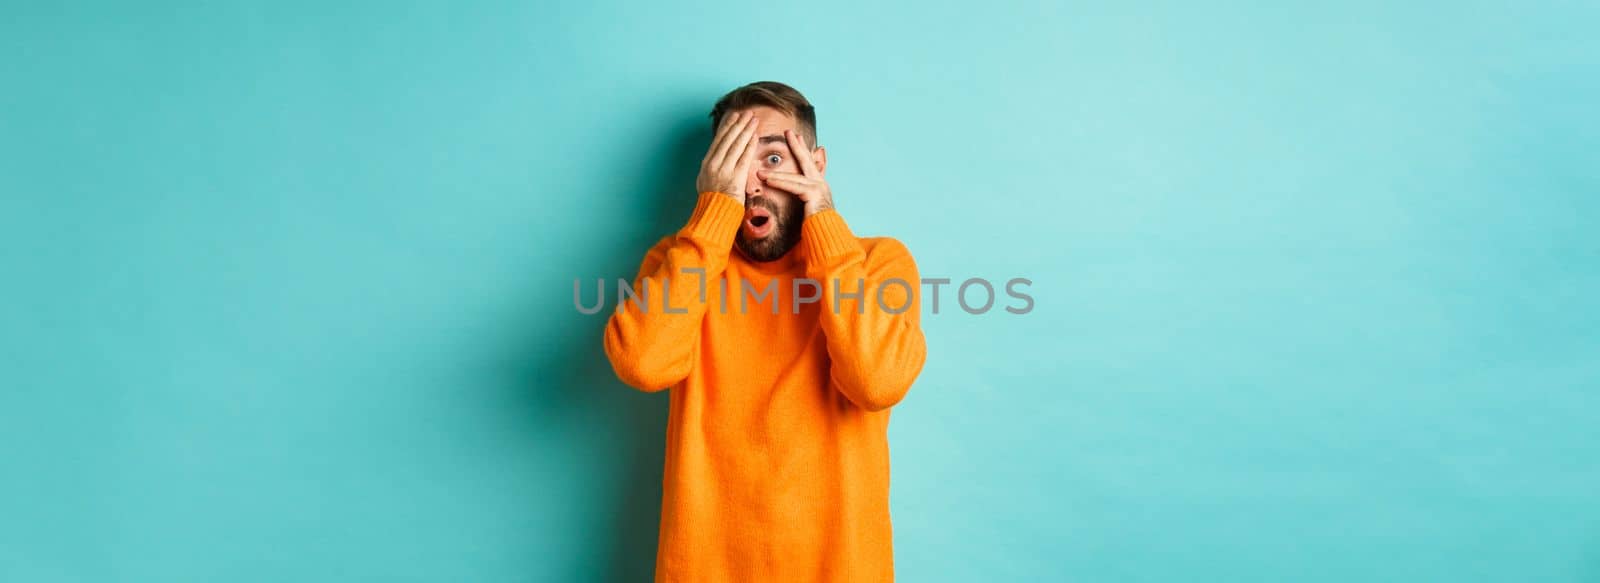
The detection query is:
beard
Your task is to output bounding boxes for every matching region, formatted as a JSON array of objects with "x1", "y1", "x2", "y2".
[{"x1": 735, "y1": 194, "x2": 805, "y2": 263}]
